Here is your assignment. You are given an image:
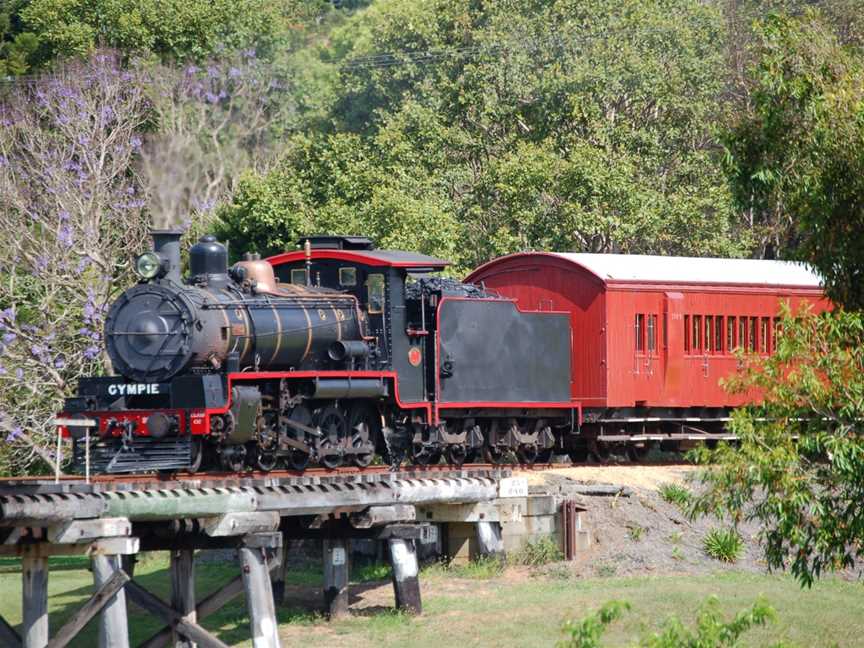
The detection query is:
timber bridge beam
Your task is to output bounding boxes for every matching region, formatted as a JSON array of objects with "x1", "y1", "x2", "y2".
[{"x1": 0, "y1": 467, "x2": 527, "y2": 648}]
